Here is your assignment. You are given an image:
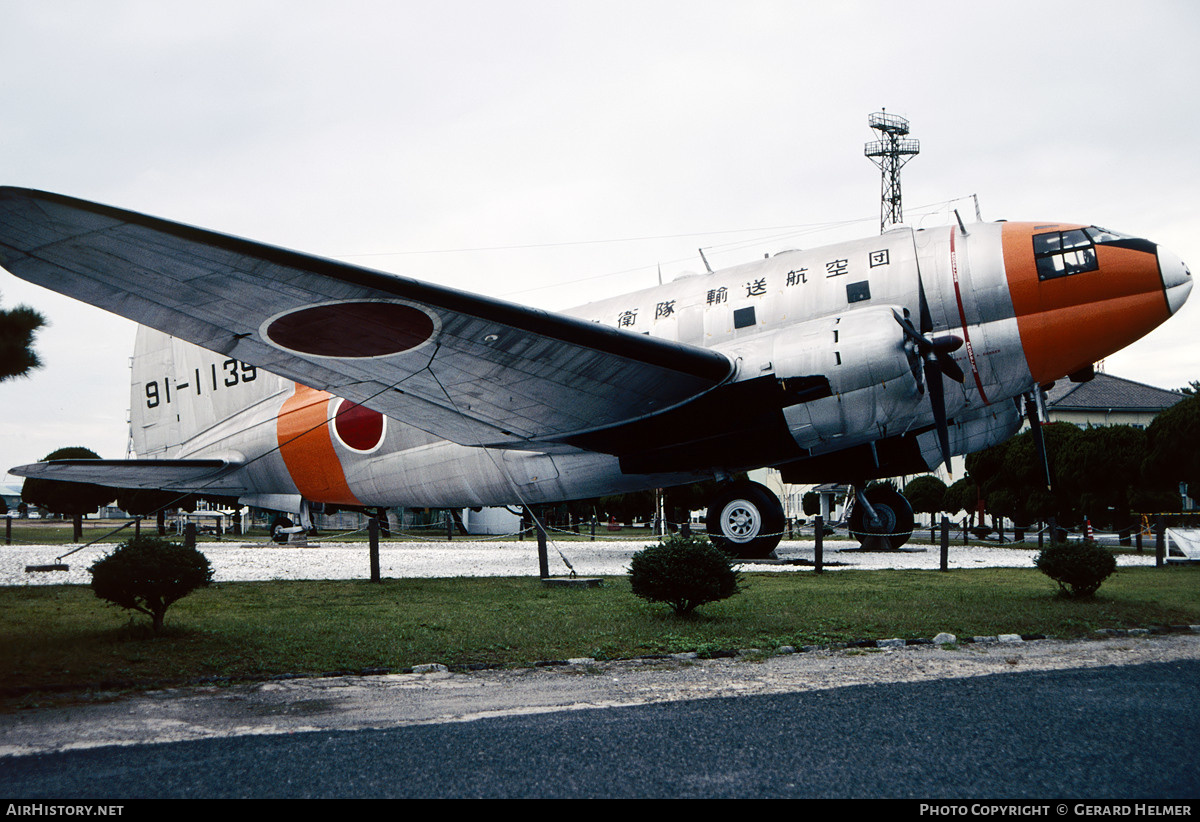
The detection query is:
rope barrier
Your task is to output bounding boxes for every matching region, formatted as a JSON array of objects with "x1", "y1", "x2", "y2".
[{"x1": 15, "y1": 512, "x2": 1175, "y2": 549}]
